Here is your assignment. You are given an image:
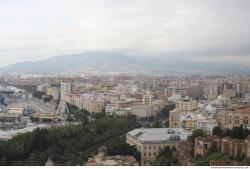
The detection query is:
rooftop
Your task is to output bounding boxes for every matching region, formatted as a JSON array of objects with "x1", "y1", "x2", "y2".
[{"x1": 127, "y1": 128, "x2": 192, "y2": 143}]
